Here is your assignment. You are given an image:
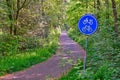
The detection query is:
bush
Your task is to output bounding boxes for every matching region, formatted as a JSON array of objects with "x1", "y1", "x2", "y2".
[
  {"x1": 0, "y1": 34, "x2": 19, "y2": 56},
  {"x1": 60, "y1": 61, "x2": 113, "y2": 80},
  {"x1": 19, "y1": 37, "x2": 42, "y2": 50}
]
